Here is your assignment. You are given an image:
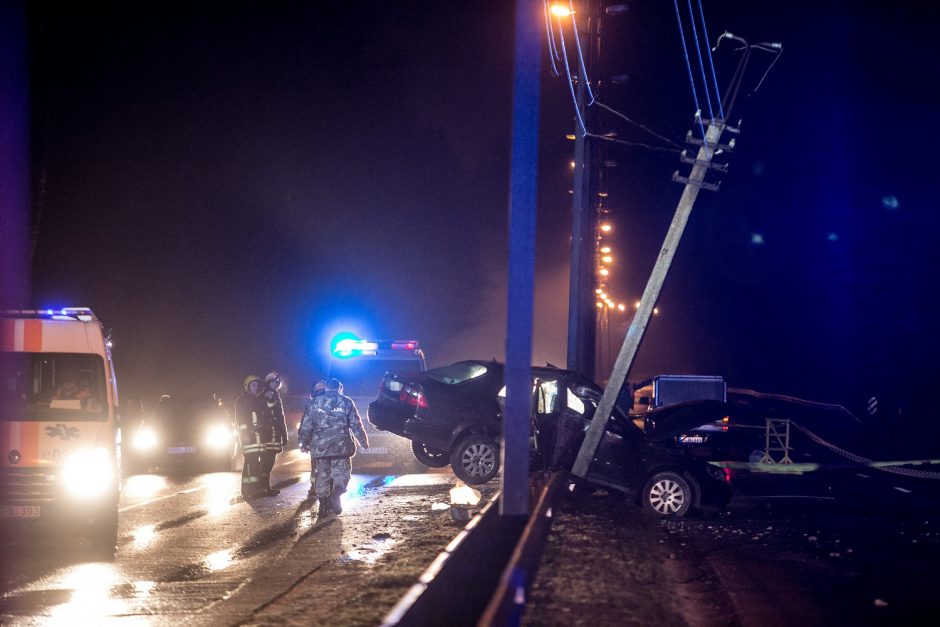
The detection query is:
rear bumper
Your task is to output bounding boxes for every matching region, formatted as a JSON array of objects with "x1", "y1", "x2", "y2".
[{"x1": 367, "y1": 401, "x2": 410, "y2": 438}]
